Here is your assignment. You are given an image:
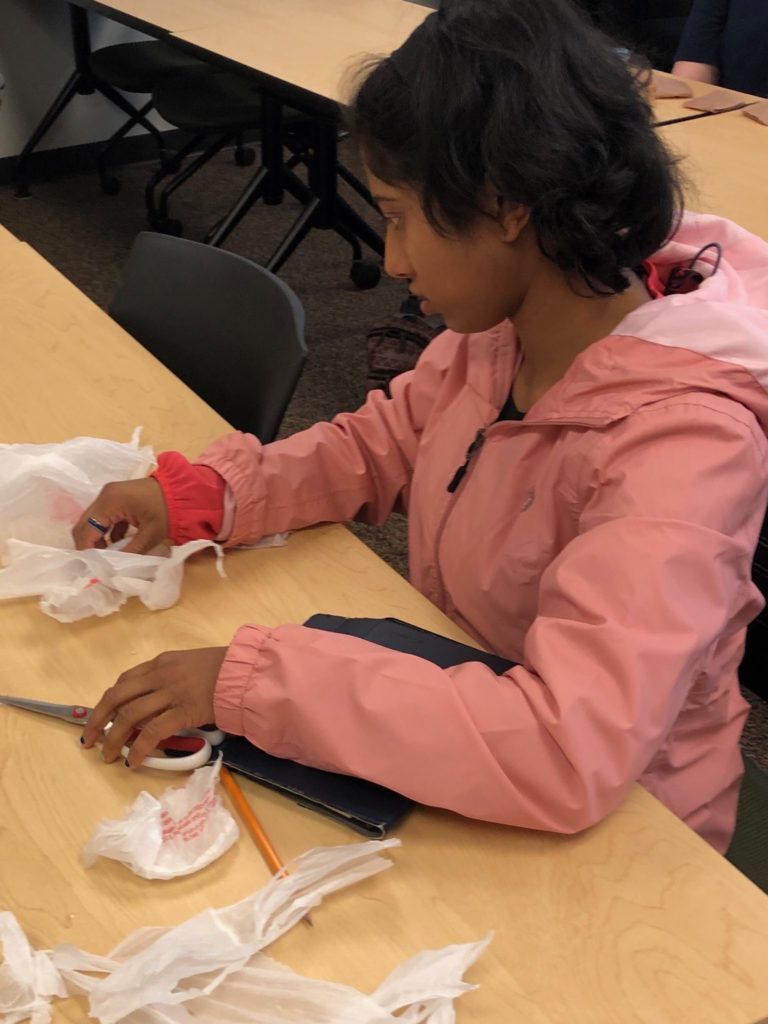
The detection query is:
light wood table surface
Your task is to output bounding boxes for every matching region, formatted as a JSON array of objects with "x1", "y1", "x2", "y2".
[
  {"x1": 0, "y1": 223, "x2": 24, "y2": 248},
  {"x1": 74, "y1": 2, "x2": 758, "y2": 123},
  {"x1": 171, "y1": 0, "x2": 429, "y2": 105},
  {"x1": 78, "y1": 0, "x2": 250, "y2": 35},
  {"x1": 660, "y1": 109, "x2": 768, "y2": 240},
  {"x1": 651, "y1": 71, "x2": 760, "y2": 126},
  {"x1": 3, "y1": 235, "x2": 768, "y2": 1024}
]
